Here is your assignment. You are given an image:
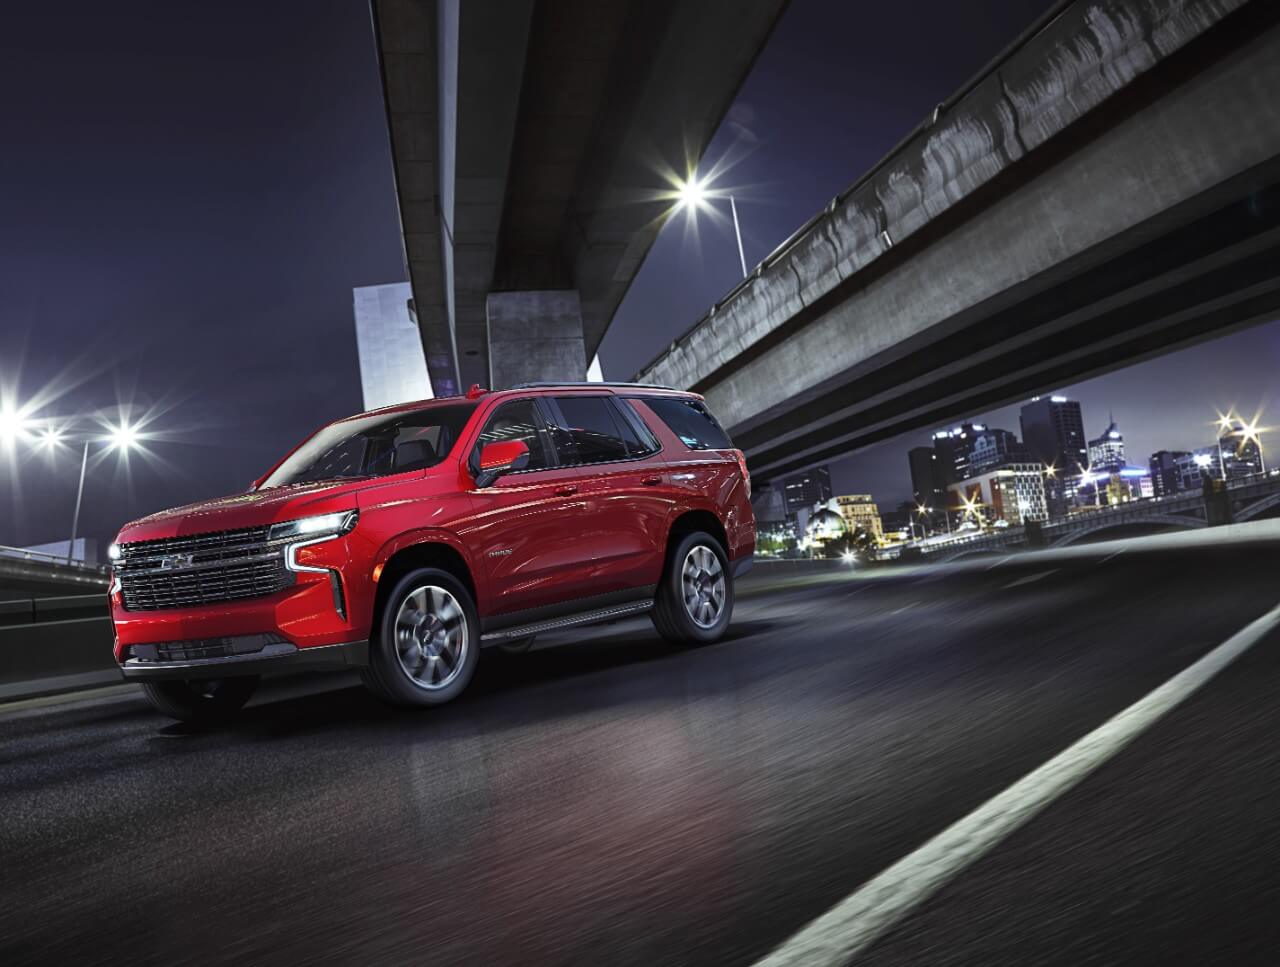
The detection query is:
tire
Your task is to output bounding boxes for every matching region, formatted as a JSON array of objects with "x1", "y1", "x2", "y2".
[
  {"x1": 651, "y1": 530, "x2": 734, "y2": 645},
  {"x1": 361, "y1": 567, "x2": 480, "y2": 707},
  {"x1": 141, "y1": 677, "x2": 259, "y2": 723},
  {"x1": 496, "y1": 634, "x2": 536, "y2": 656}
]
